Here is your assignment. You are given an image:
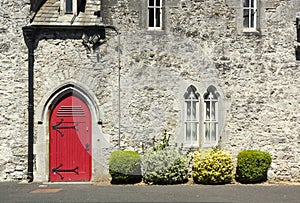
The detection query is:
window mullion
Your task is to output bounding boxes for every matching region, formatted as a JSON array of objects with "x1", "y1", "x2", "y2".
[
  {"x1": 190, "y1": 98, "x2": 193, "y2": 144},
  {"x1": 209, "y1": 94, "x2": 212, "y2": 144}
]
